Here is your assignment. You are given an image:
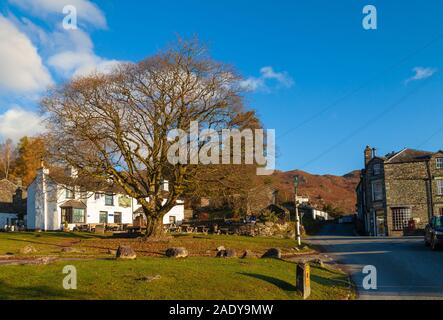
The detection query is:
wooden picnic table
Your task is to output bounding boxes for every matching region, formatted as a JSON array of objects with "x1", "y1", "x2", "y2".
[
  {"x1": 178, "y1": 224, "x2": 195, "y2": 233},
  {"x1": 219, "y1": 227, "x2": 230, "y2": 235},
  {"x1": 196, "y1": 226, "x2": 209, "y2": 234}
]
